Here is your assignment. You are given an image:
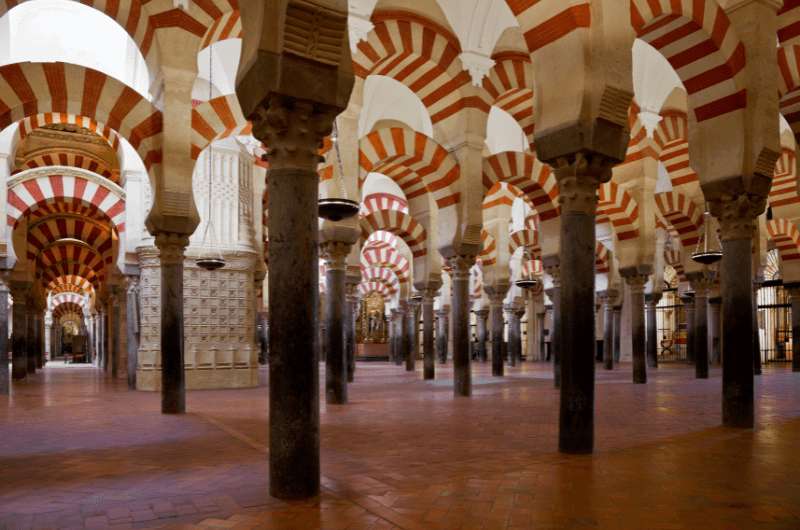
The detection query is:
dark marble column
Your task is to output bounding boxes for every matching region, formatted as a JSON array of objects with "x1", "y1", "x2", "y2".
[
  {"x1": 474, "y1": 308, "x2": 488, "y2": 363},
  {"x1": 345, "y1": 278, "x2": 359, "y2": 383},
  {"x1": 0, "y1": 284, "x2": 8, "y2": 394},
  {"x1": 683, "y1": 294, "x2": 695, "y2": 364},
  {"x1": 395, "y1": 306, "x2": 408, "y2": 367},
  {"x1": 422, "y1": 289, "x2": 437, "y2": 380},
  {"x1": 435, "y1": 308, "x2": 448, "y2": 365},
  {"x1": 389, "y1": 309, "x2": 397, "y2": 363},
  {"x1": 155, "y1": 233, "x2": 189, "y2": 413},
  {"x1": 543, "y1": 257, "x2": 561, "y2": 388},
  {"x1": 406, "y1": 298, "x2": 419, "y2": 372},
  {"x1": 709, "y1": 196, "x2": 759, "y2": 429},
  {"x1": 111, "y1": 289, "x2": 121, "y2": 379},
  {"x1": 688, "y1": 272, "x2": 714, "y2": 379},
  {"x1": 321, "y1": 240, "x2": 351, "y2": 405},
  {"x1": 599, "y1": 290, "x2": 616, "y2": 370},
  {"x1": 622, "y1": 268, "x2": 651, "y2": 384},
  {"x1": 645, "y1": 292, "x2": 661, "y2": 369},
  {"x1": 505, "y1": 305, "x2": 522, "y2": 367},
  {"x1": 100, "y1": 310, "x2": 108, "y2": 371},
  {"x1": 34, "y1": 312, "x2": 43, "y2": 369},
  {"x1": 752, "y1": 280, "x2": 762, "y2": 376},
  {"x1": 448, "y1": 255, "x2": 476, "y2": 397},
  {"x1": 789, "y1": 286, "x2": 800, "y2": 372},
  {"x1": 126, "y1": 276, "x2": 140, "y2": 390},
  {"x1": 550, "y1": 154, "x2": 618, "y2": 454},
  {"x1": 612, "y1": 305, "x2": 622, "y2": 363},
  {"x1": 26, "y1": 301, "x2": 36, "y2": 375},
  {"x1": 487, "y1": 289, "x2": 507, "y2": 377},
  {"x1": 536, "y1": 311, "x2": 546, "y2": 362},
  {"x1": 709, "y1": 296, "x2": 722, "y2": 365}
]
